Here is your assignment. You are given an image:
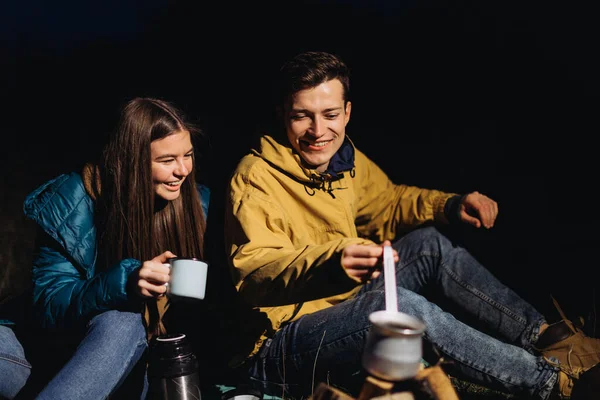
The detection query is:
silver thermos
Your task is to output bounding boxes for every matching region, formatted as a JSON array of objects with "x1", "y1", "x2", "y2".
[{"x1": 147, "y1": 333, "x2": 202, "y2": 400}]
